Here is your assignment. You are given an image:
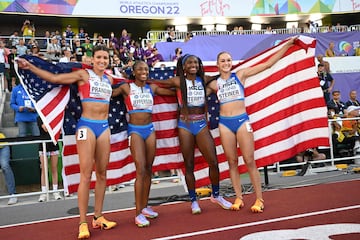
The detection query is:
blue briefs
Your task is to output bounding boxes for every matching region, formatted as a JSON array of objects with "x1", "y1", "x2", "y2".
[
  {"x1": 76, "y1": 117, "x2": 109, "y2": 139},
  {"x1": 178, "y1": 118, "x2": 207, "y2": 136},
  {"x1": 219, "y1": 113, "x2": 249, "y2": 134},
  {"x1": 128, "y1": 123, "x2": 154, "y2": 140}
]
